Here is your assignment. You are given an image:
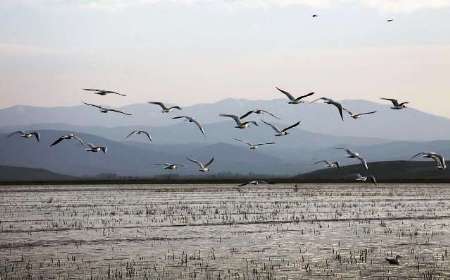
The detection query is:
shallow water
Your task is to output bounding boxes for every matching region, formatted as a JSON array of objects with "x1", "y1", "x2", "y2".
[{"x1": 1, "y1": 184, "x2": 450, "y2": 279}]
